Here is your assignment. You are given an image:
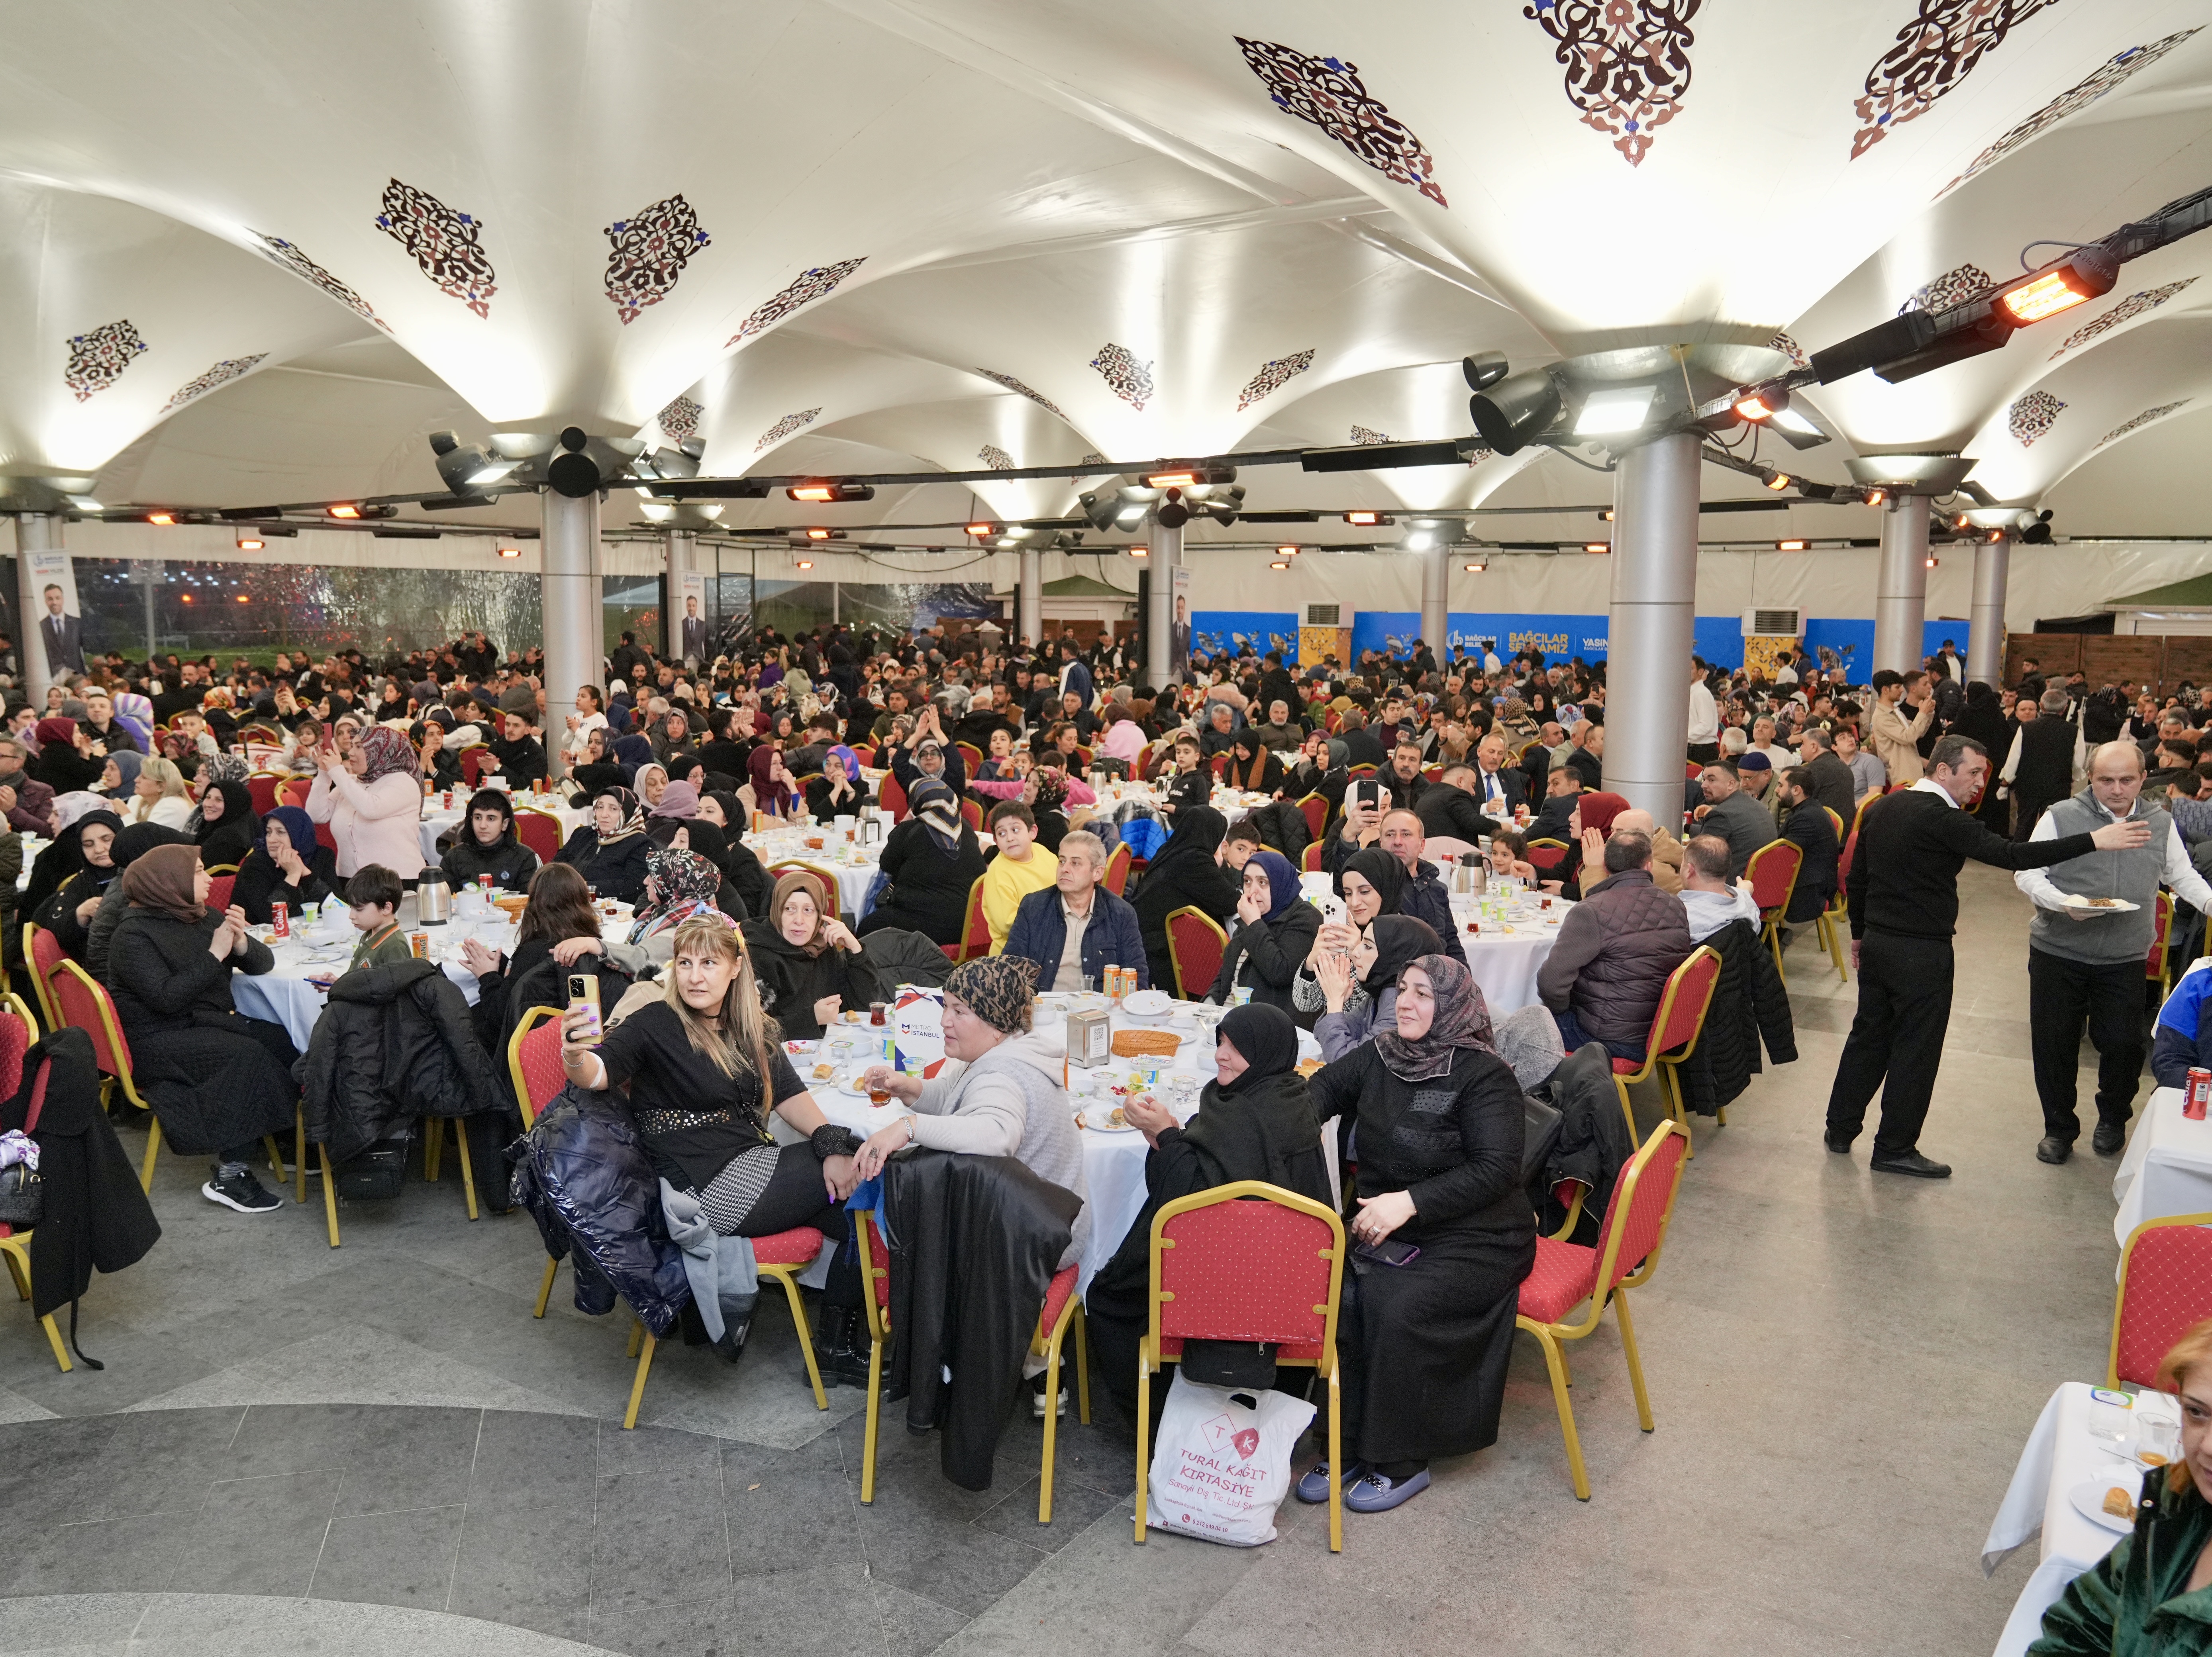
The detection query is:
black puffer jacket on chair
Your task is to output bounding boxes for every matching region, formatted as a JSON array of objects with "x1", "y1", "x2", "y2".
[
  {"x1": 1675, "y1": 917, "x2": 1797, "y2": 1117},
  {"x1": 300, "y1": 956, "x2": 510, "y2": 1165}
]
